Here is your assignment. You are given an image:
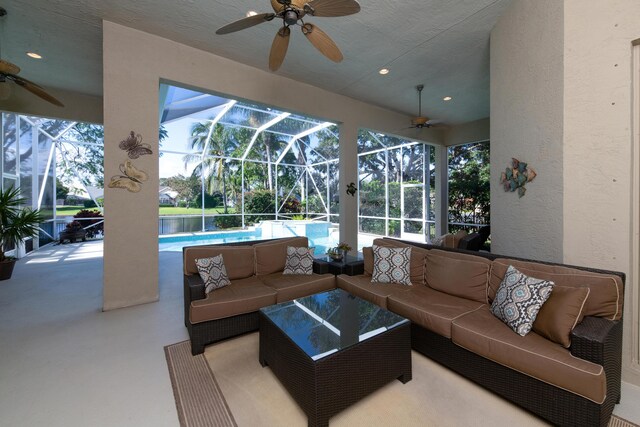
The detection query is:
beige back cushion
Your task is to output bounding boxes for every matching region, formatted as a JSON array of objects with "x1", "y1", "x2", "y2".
[
  {"x1": 441, "y1": 230, "x2": 468, "y2": 248},
  {"x1": 373, "y1": 239, "x2": 428, "y2": 285},
  {"x1": 363, "y1": 246, "x2": 373, "y2": 276},
  {"x1": 183, "y1": 246, "x2": 255, "y2": 280},
  {"x1": 254, "y1": 236, "x2": 309, "y2": 275},
  {"x1": 489, "y1": 259, "x2": 623, "y2": 320},
  {"x1": 425, "y1": 250, "x2": 491, "y2": 303},
  {"x1": 532, "y1": 286, "x2": 590, "y2": 348}
]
